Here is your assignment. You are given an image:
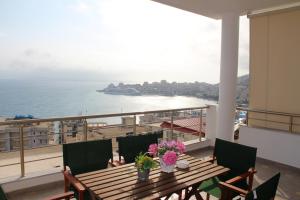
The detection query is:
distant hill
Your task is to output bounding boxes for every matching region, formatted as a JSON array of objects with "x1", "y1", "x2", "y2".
[{"x1": 100, "y1": 75, "x2": 249, "y2": 105}]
